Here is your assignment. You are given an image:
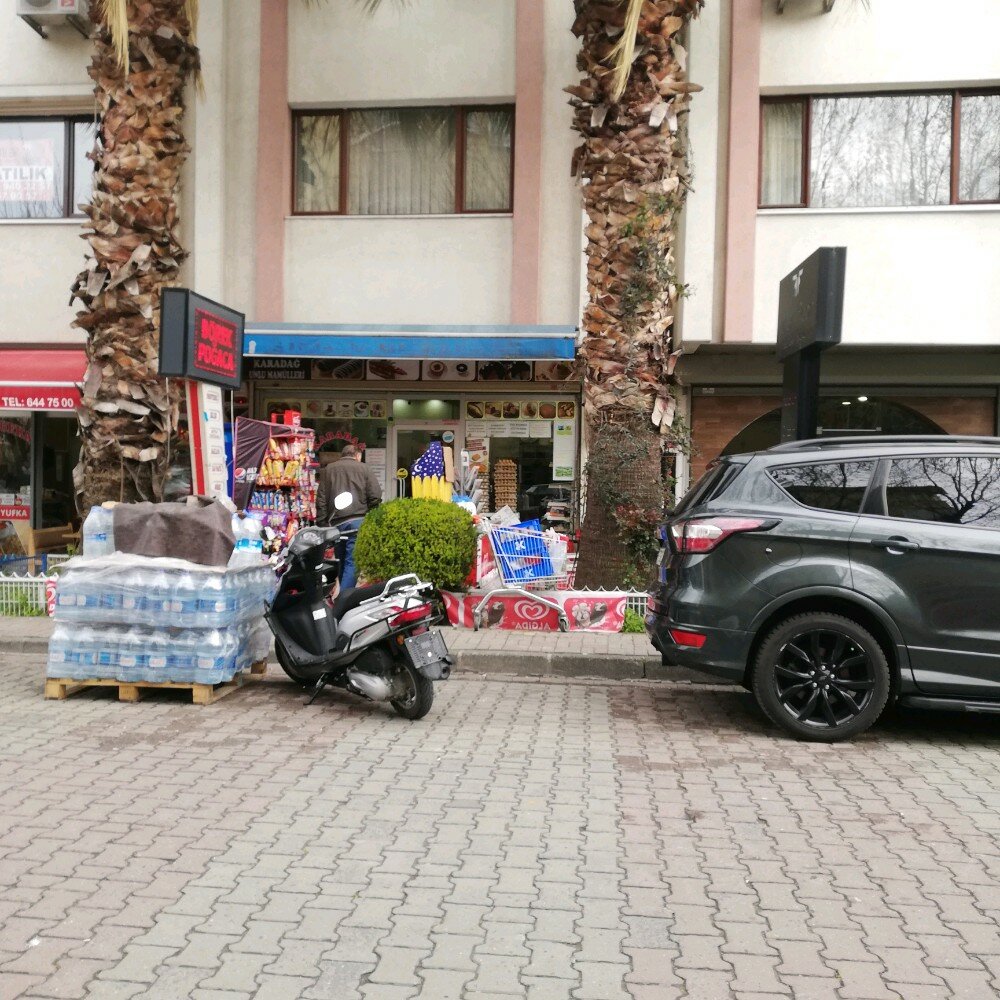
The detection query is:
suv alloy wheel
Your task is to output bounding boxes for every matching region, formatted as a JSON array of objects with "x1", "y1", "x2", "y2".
[{"x1": 751, "y1": 613, "x2": 891, "y2": 742}]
